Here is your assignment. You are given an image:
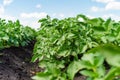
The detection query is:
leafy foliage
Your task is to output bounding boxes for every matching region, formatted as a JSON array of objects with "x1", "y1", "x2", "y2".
[
  {"x1": 32, "y1": 14, "x2": 120, "y2": 80},
  {"x1": 0, "y1": 18, "x2": 35, "y2": 49},
  {"x1": 78, "y1": 44, "x2": 120, "y2": 80}
]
